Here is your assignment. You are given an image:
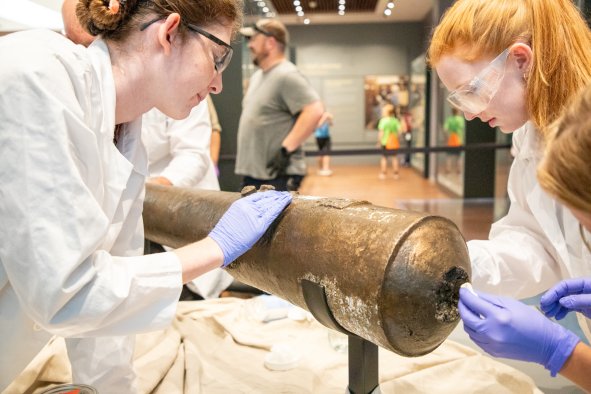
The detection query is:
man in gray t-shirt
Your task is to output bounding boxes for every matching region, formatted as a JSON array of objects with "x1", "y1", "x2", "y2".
[{"x1": 236, "y1": 19, "x2": 323, "y2": 191}]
